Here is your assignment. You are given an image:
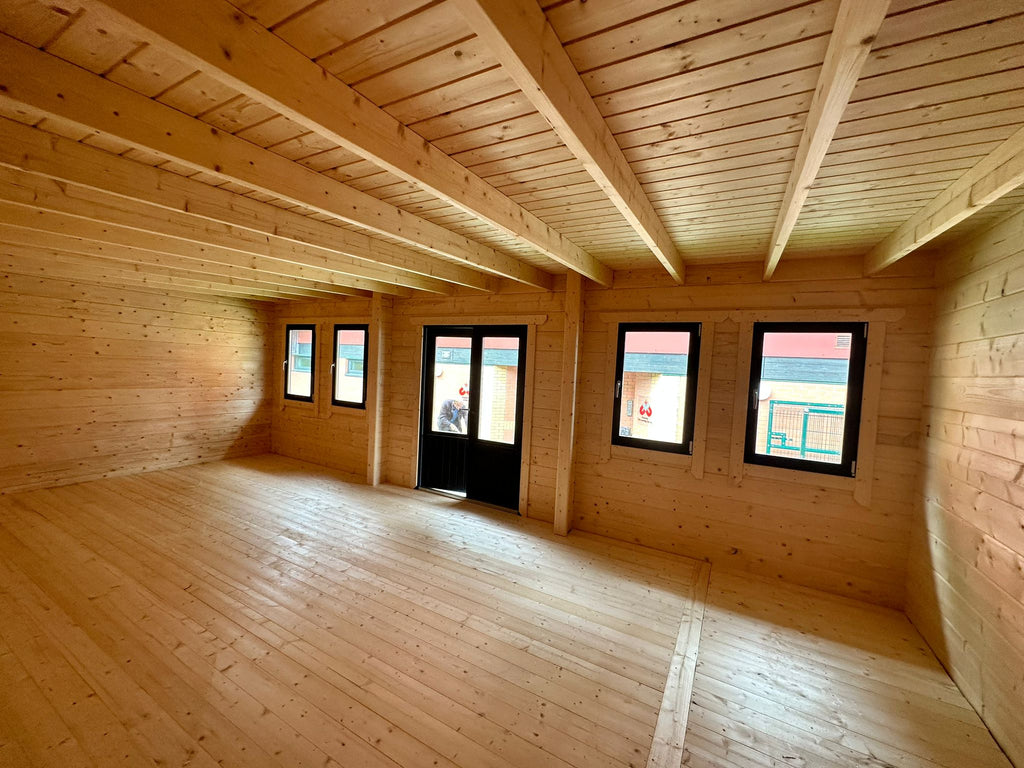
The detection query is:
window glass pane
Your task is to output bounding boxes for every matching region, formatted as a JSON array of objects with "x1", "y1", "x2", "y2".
[
  {"x1": 477, "y1": 336, "x2": 520, "y2": 445},
  {"x1": 334, "y1": 327, "x2": 366, "y2": 404},
  {"x1": 753, "y1": 331, "x2": 852, "y2": 464},
  {"x1": 286, "y1": 327, "x2": 313, "y2": 399},
  {"x1": 617, "y1": 330, "x2": 691, "y2": 445},
  {"x1": 432, "y1": 335, "x2": 470, "y2": 434}
]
